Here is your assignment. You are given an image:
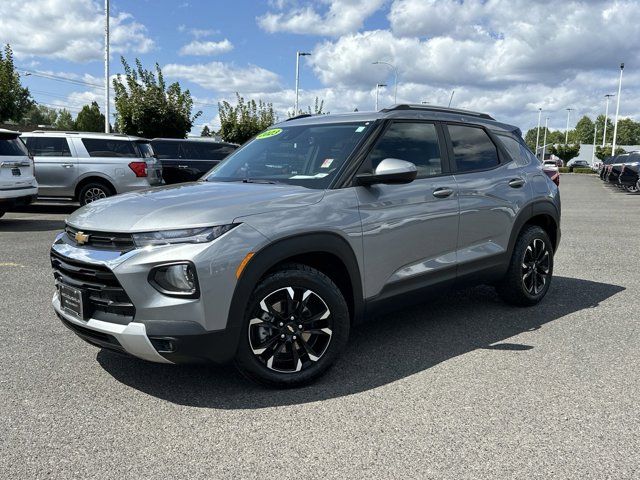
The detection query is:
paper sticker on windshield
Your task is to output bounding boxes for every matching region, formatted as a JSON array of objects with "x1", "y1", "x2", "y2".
[
  {"x1": 355, "y1": 126, "x2": 366, "y2": 132},
  {"x1": 256, "y1": 128, "x2": 282, "y2": 139},
  {"x1": 321, "y1": 158, "x2": 334, "y2": 168}
]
